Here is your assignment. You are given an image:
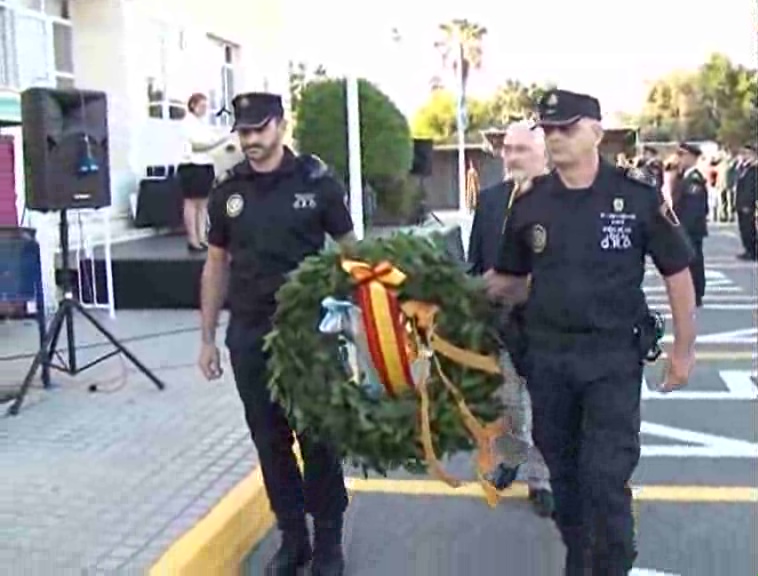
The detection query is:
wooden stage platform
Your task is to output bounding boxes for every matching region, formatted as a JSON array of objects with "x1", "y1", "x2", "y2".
[{"x1": 61, "y1": 226, "x2": 464, "y2": 310}]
